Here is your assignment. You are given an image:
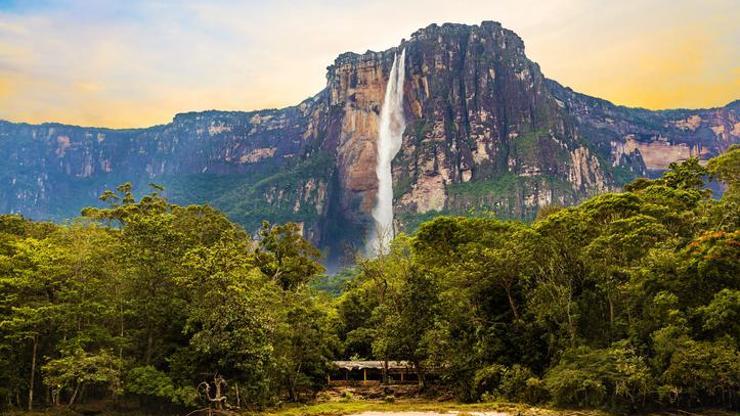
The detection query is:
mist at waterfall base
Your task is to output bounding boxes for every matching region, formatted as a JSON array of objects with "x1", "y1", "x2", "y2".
[{"x1": 367, "y1": 49, "x2": 406, "y2": 257}]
